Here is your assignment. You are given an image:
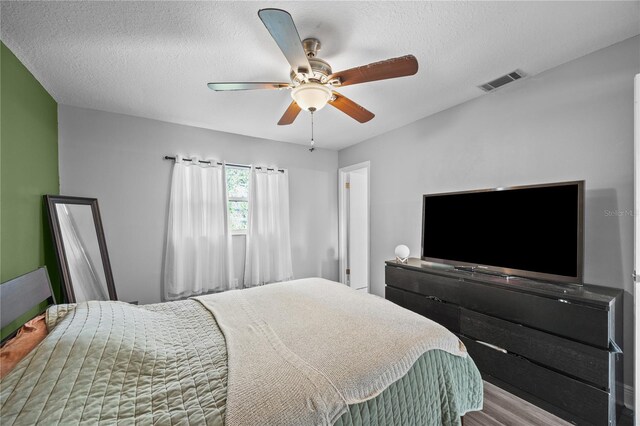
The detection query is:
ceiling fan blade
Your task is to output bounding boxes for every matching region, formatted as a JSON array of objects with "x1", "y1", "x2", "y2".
[
  {"x1": 328, "y1": 92, "x2": 375, "y2": 123},
  {"x1": 258, "y1": 8, "x2": 311, "y2": 75},
  {"x1": 207, "y1": 82, "x2": 290, "y2": 91},
  {"x1": 329, "y1": 55, "x2": 418, "y2": 87},
  {"x1": 278, "y1": 101, "x2": 302, "y2": 125}
]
